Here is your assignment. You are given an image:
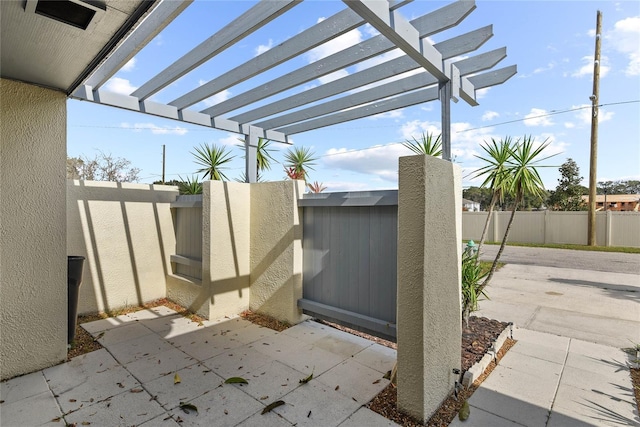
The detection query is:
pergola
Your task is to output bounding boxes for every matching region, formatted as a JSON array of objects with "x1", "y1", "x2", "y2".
[{"x1": 72, "y1": 0, "x2": 516, "y2": 182}]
